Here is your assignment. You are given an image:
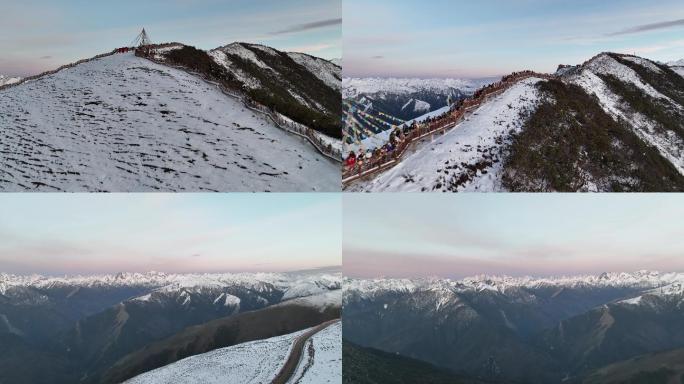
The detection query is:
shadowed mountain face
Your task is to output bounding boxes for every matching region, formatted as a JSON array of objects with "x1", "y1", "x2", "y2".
[
  {"x1": 342, "y1": 340, "x2": 494, "y2": 384},
  {"x1": 0, "y1": 272, "x2": 341, "y2": 384},
  {"x1": 344, "y1": 274, "x2": 684, "y2": 383},
  {"x1": 583, "y1": 348, "x2": 684, "y2": 384}
]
